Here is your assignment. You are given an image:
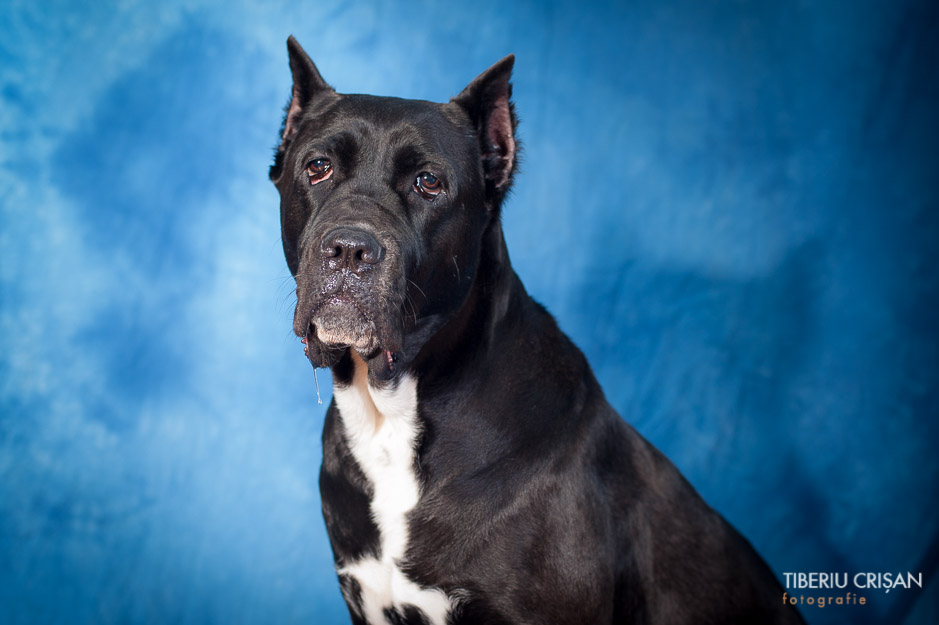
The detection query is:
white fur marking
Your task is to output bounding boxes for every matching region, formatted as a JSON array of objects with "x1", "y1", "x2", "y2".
[{"x1": 333, "y1": 355, "x2": 452, "y2": 625}]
